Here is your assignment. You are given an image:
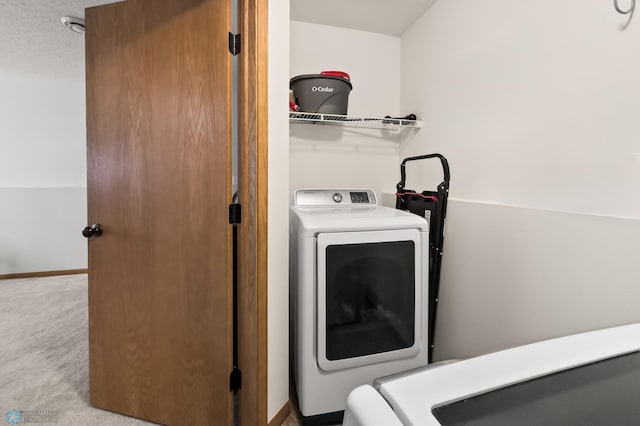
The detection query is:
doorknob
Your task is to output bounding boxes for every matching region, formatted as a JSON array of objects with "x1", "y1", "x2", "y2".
[{"x1": 82, "y1": 224, "x2": 103, "y2": 238}]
